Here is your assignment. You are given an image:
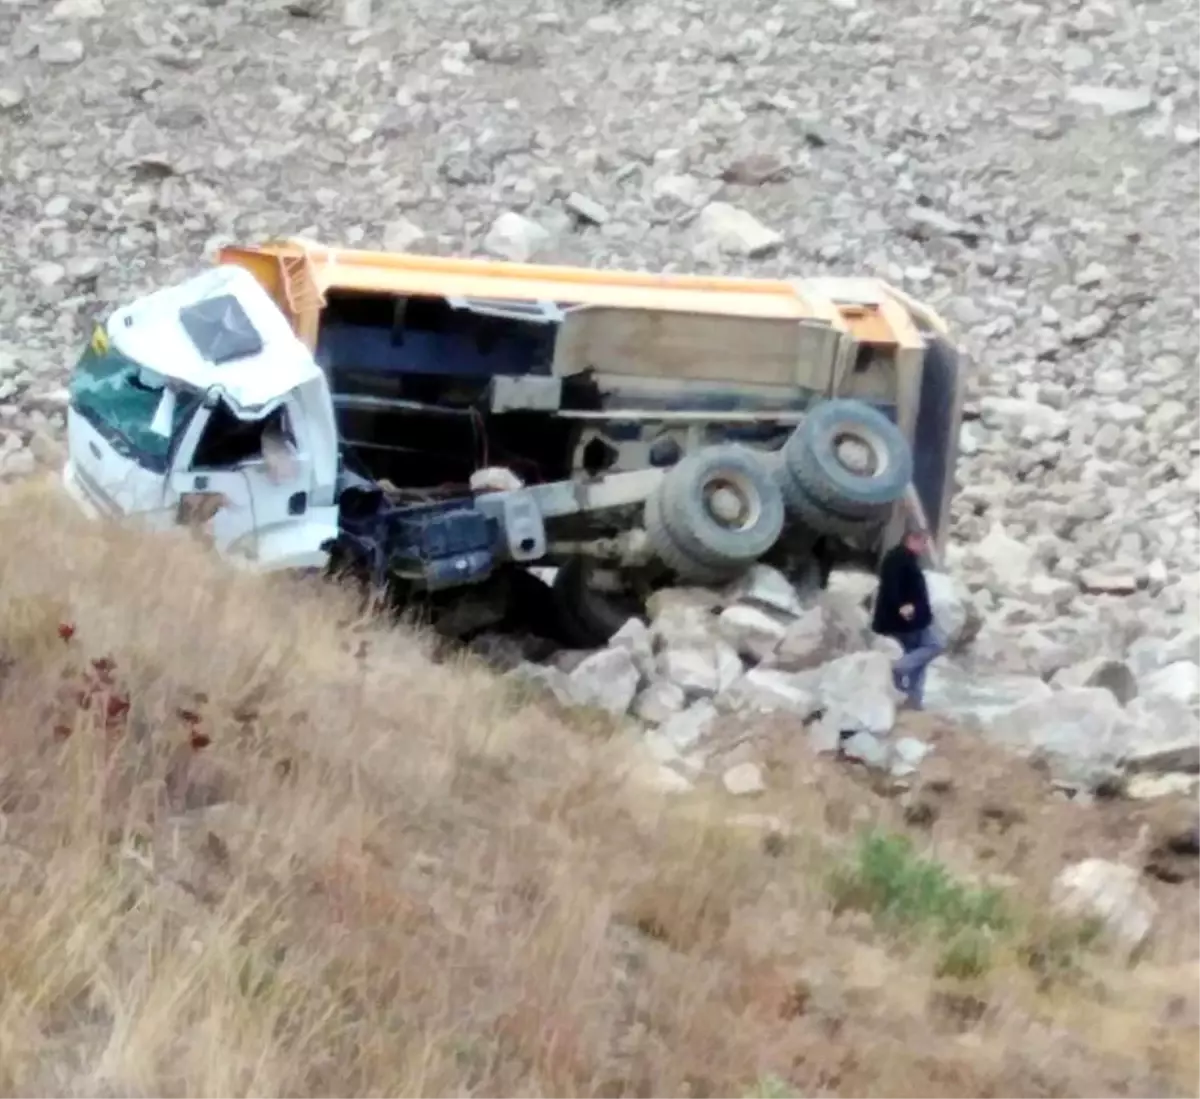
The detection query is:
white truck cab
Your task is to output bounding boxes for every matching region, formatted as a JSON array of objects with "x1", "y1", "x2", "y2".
[{"x1": 63, "y1": 265, "x2": 343, "y2": 570}]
